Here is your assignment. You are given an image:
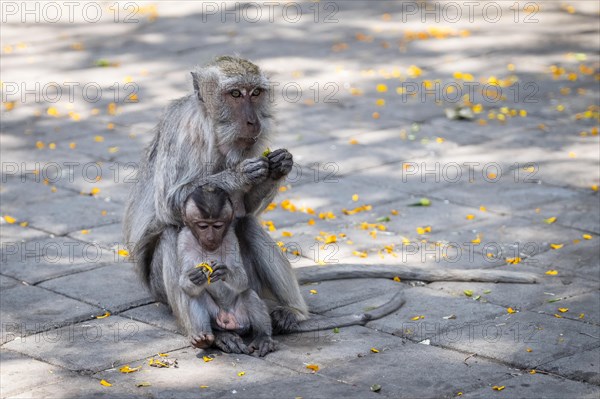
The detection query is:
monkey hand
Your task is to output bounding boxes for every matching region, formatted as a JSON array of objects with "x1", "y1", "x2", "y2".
[
  {"x1": 249, "y1": 335, "x2": 278, "y2": 357},
  {"x1": 267, "y1": 149, "x2": 293, "y2": 180},
  {"x1": 187, "y1": 262, "x2": 228, "y2": 286},
  {"x1": 208, "y1": 261, "x2": 229, "y2": 282},
  {"x1": 237, "y1": 157, "x2": 269, "y2": 186}
]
